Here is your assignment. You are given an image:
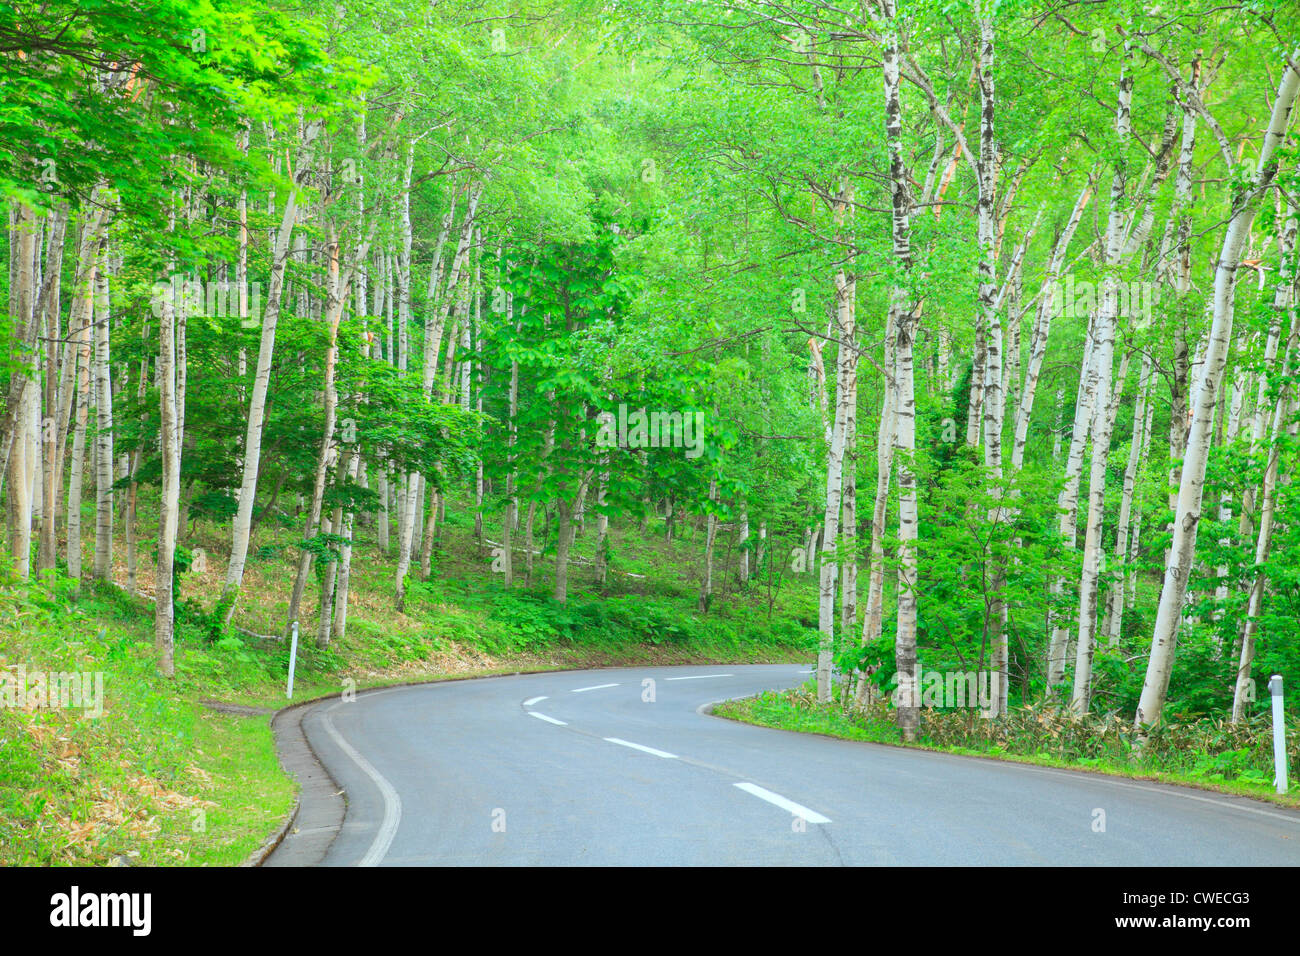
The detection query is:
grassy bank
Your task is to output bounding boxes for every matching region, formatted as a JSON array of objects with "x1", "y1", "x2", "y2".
[
  {"x1": 715, "y1": 684, "x2": 1300, "y2": 810},
  {"x1": 1, "y1": 497, "x2": 816, "y2": 865}
]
